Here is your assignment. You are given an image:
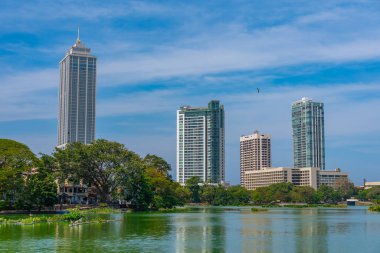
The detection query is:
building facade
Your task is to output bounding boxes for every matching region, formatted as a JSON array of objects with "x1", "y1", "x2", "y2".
[
  {"x1": 240, "y1": 131, "x2": 271, "y2": 187},
  {"x1": 243, "y1": 167, "x2": 347, "y2": 190},
  {"x1": 58, "y1": 34, "x2": 96, "y2": 148},
  {"x1": 177, "y1": 100, "x2": 225, "y2": 184},
  {"x1": 292, "y1": 97, "x2": 325, "y2": 170}
]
